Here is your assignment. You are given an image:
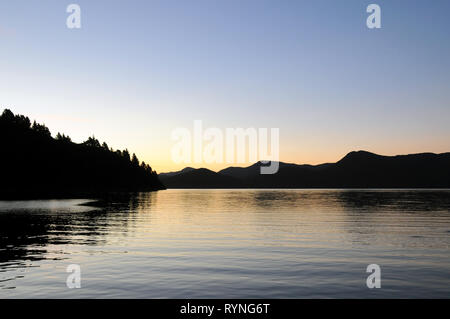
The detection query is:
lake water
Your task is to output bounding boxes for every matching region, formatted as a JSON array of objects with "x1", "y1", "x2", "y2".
[{"x1": 1, "y1": 189, "x2": 450, "y2": 298}]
